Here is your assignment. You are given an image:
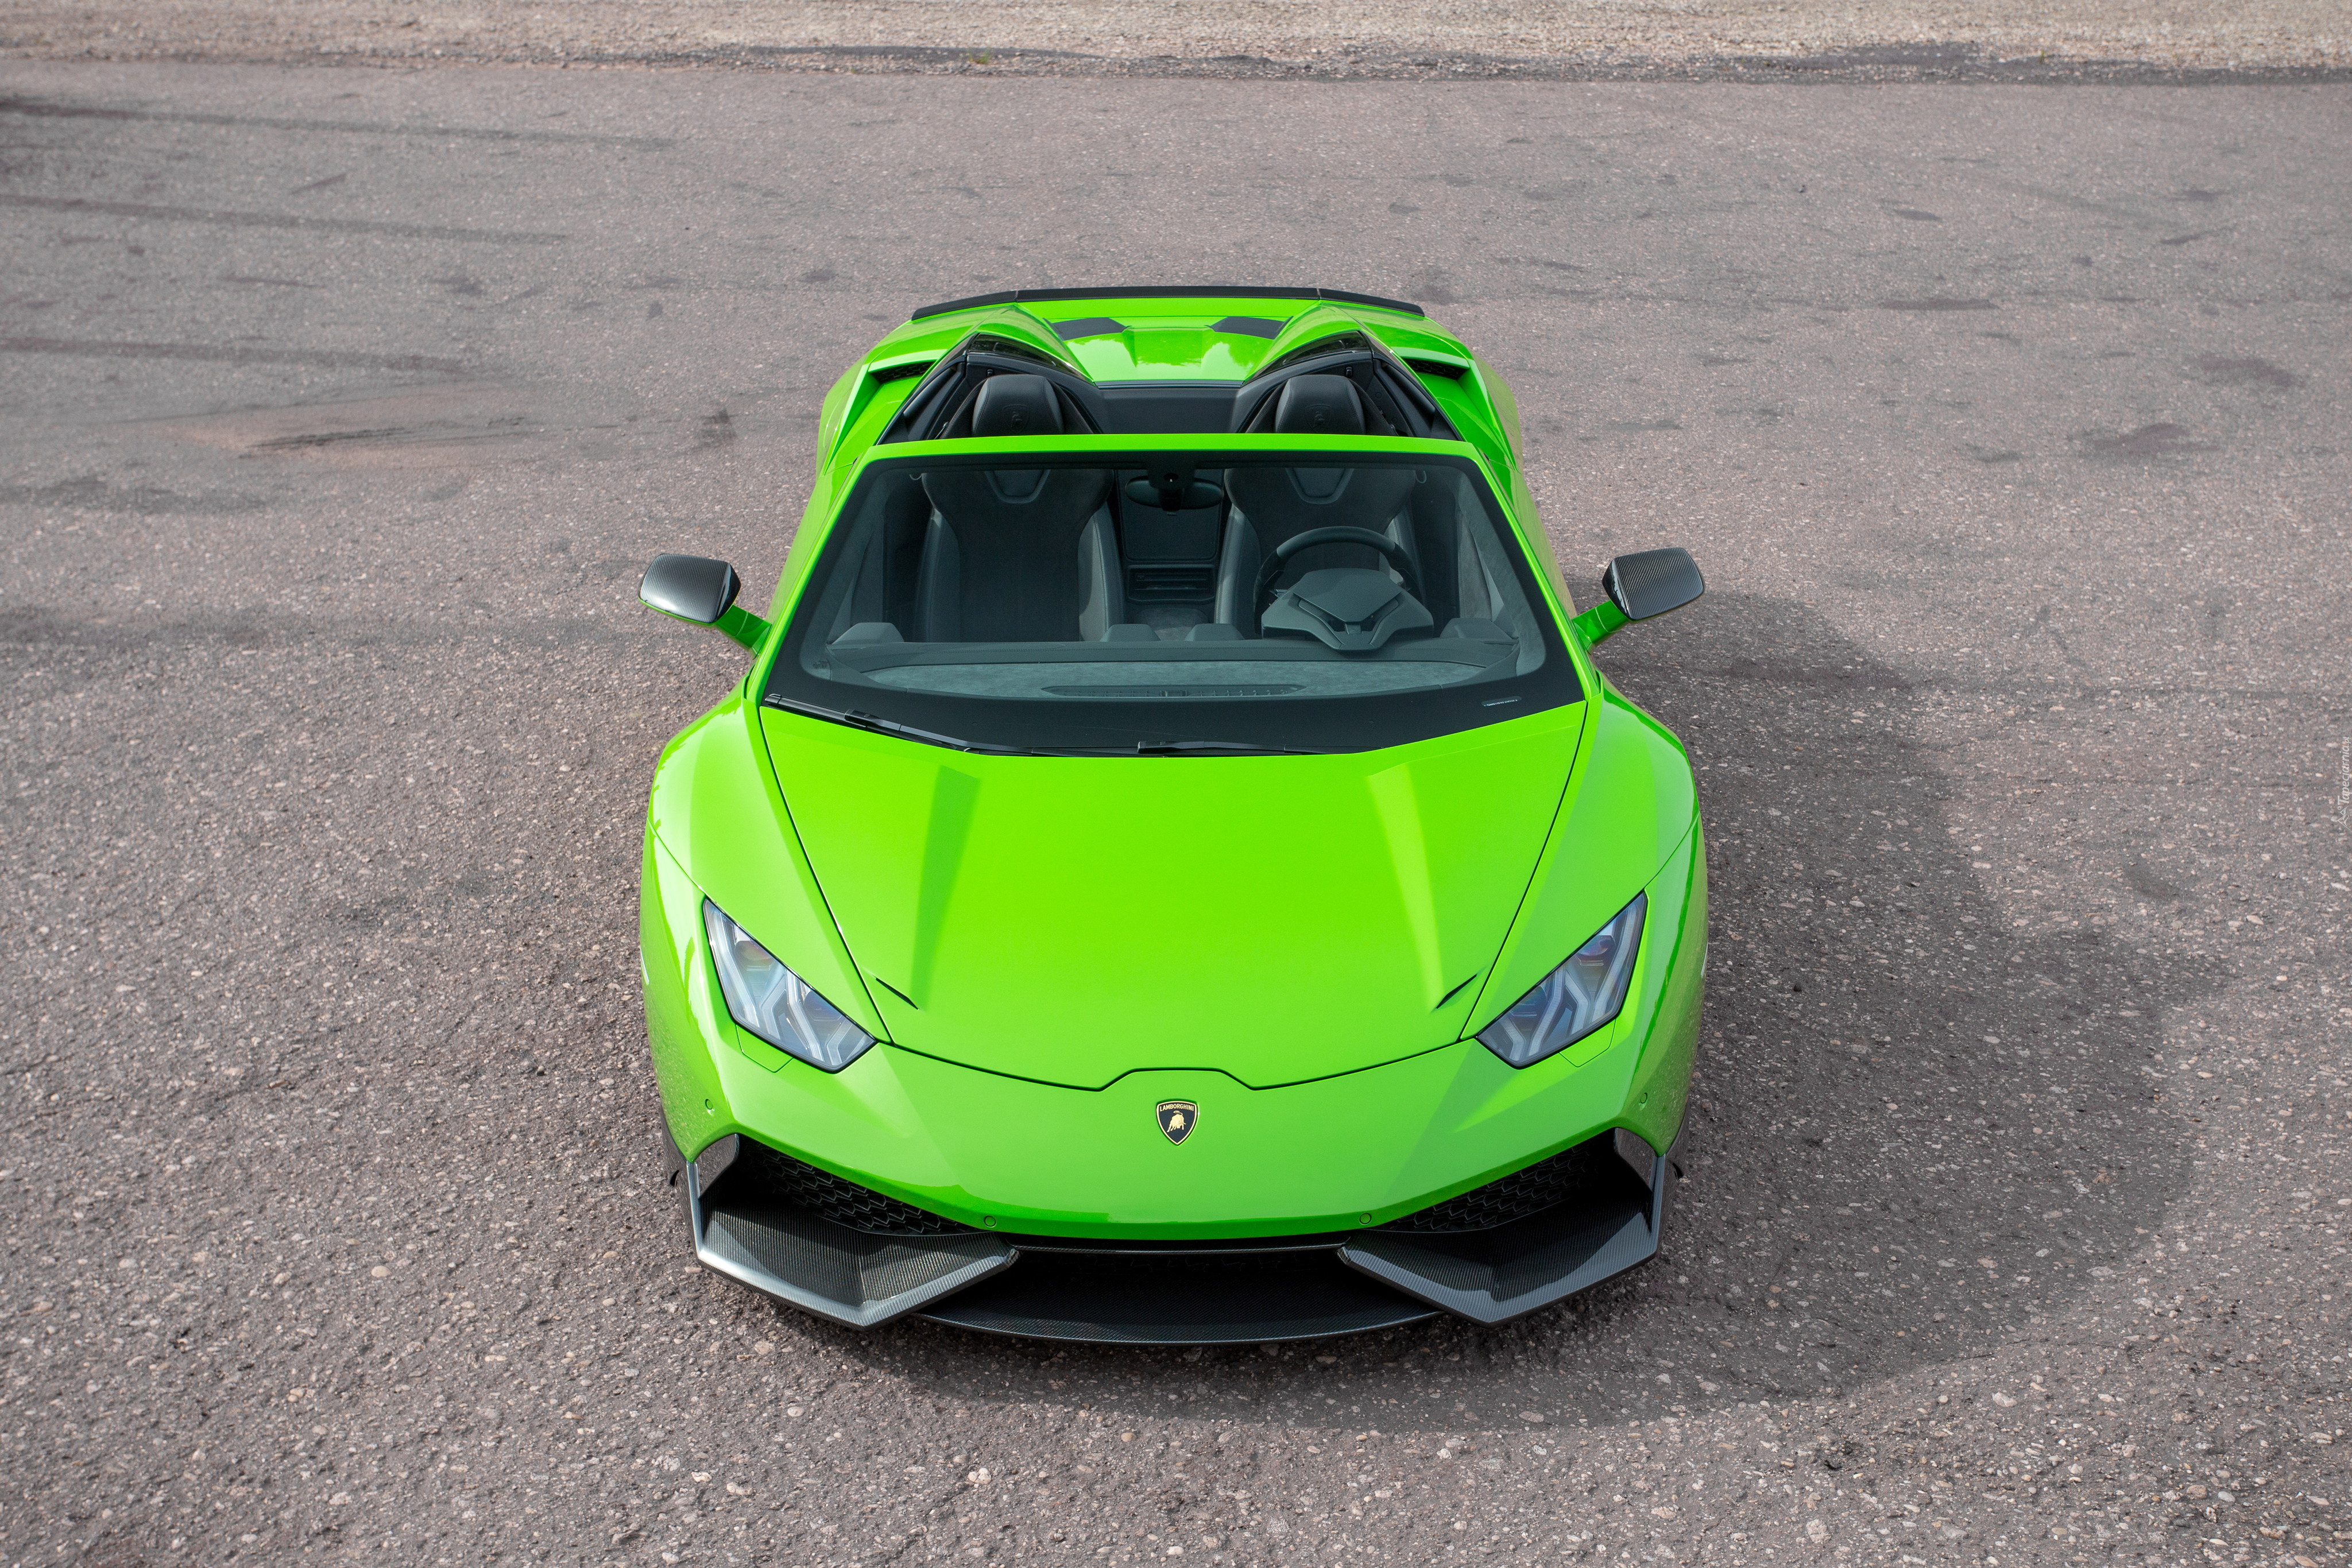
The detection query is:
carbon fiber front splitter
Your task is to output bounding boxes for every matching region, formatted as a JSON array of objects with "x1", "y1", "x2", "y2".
[{"x1": 662, "y1": 1125, "x2": 1682, "y2": 1344}]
